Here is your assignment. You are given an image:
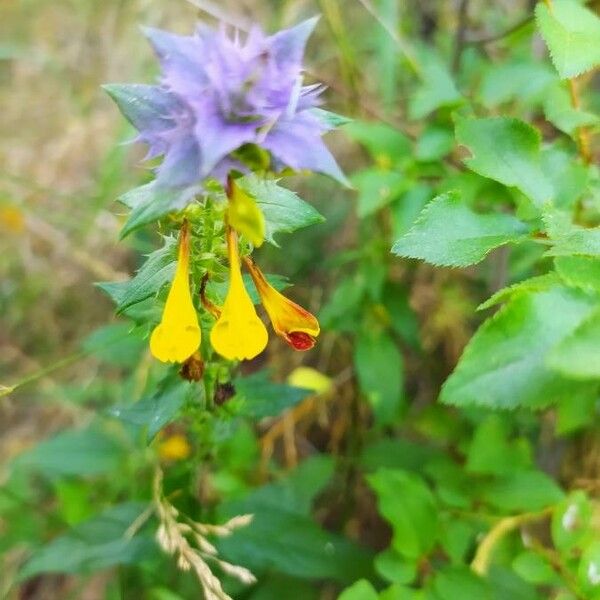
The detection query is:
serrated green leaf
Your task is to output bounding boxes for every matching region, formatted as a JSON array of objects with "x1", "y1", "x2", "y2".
[
  {"x1": 351, "y1": 168, "x2": 405, "y2": 218},
  {"x1": 442, "y1": 286, "x2": 597, "y2": 409},
  {"x1": 555, "y1": 256, "x2": 600, "y2": 293},
  {"x1": 233, "y1": 371, "x2": 311, "y2": 419},
  {"x1": 368, "y1": 469, "x2": 438, "y2": 560},
  {"x1": 456, "y1": 117, "x2": 554, "y2": 206},
  {"x1": 97, "y1": 237, "x2": 177, "y2": 313},
  {"x1": 119, "y1": 183, "x2": 199, "y2": 238},
  {"x1": 354, "y1": 330, "x2": 404, "y2": 425},
  {"x1": 392, "y1": 192, "x2": 528, "y2": 267},
  {"x1": 548, "y1": 309, "x2": 600, "y2": 379},
  {"x1": 477, "y1": 273, "x2": 561, "y2": 311},
  {"x1": 544, "y1": 208, "x2": 600, "y2": 257},
  {"x1": 19, "y1": 502, "x2": 155, "y2": 580},
  {"x1": 536, "y1": 0, "x2": 600, "y2": 79},
  {"x1": 237, "y1": 175, "x2": 324, "y2": 246}
]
